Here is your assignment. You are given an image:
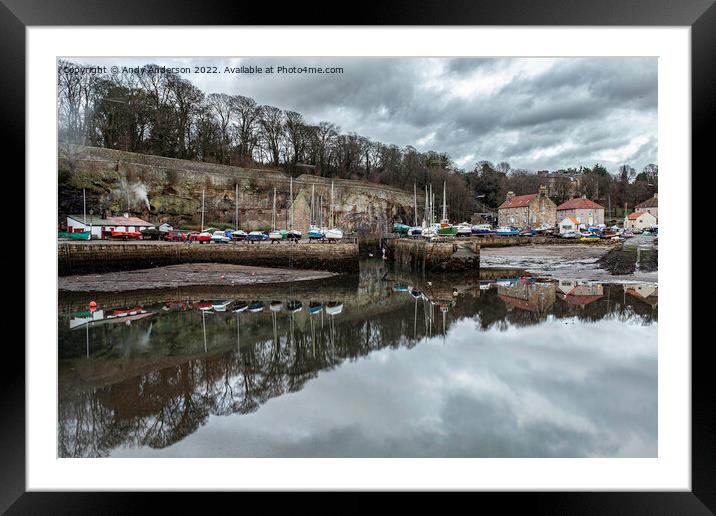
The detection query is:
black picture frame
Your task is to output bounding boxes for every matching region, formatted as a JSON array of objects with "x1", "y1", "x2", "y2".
[{"x1": 4, "y1": 0, "x2": 710, "y2": 512}]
